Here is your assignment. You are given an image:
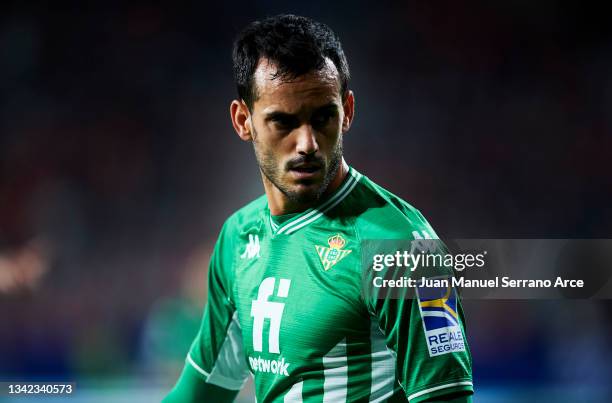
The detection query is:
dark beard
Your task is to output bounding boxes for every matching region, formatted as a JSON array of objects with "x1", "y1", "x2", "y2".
[{"x1": 253, "y1": 130, "x2": 343, "y2": 208}]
